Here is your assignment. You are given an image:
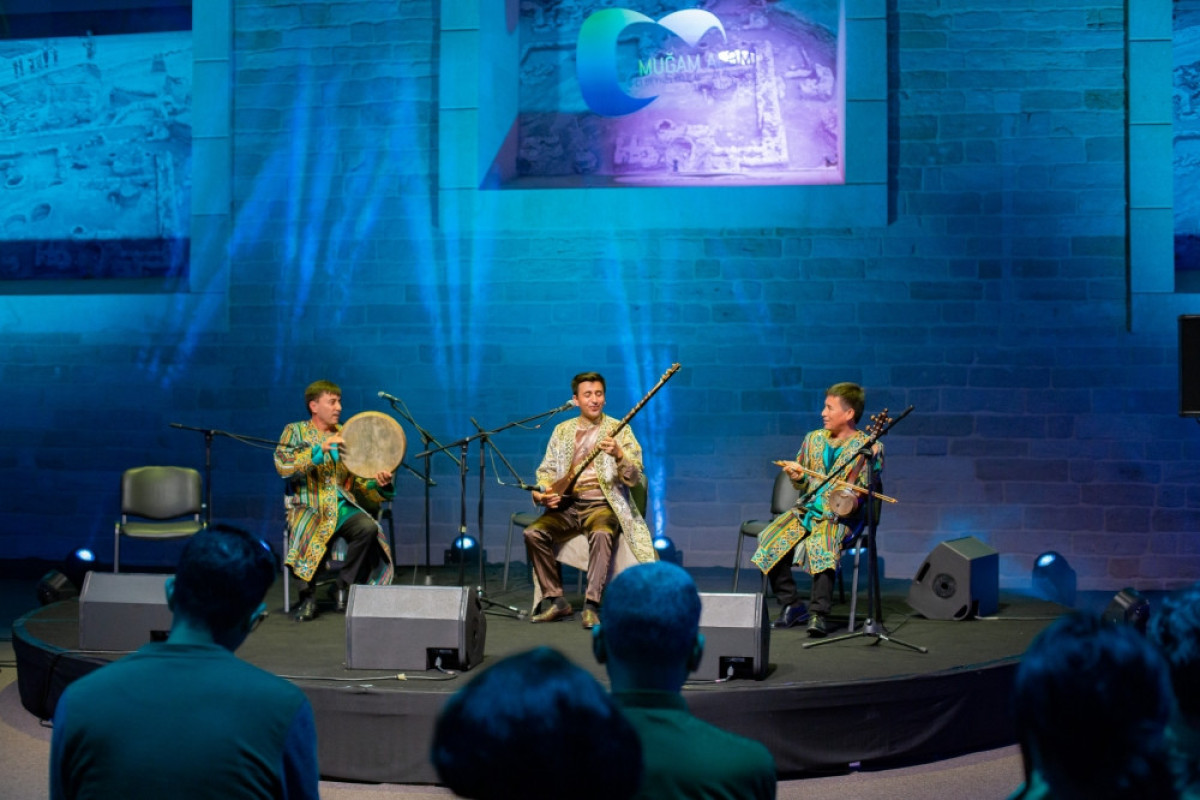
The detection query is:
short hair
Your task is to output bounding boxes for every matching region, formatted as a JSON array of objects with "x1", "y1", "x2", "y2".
[
  {"x1": 1014, "y1": 612, "x2": 1178, "y2": 800},
  {"x1": 172, "y1": 525, "x2": 276, "y2": 633},
  {"x1": 827, "y1": 382, "x2": 865, "y2": 423},
  {"x1": 572, "y1": 371, "x2": 606, "y2": 395},
  {"x1": 432, "y1": 647, "x2": 641, "y2": 800},
  {"x1": 304, "y1": 379, "x2": 340, "y2": 414},
  {"x1": 602, "y1": 561, "x2": 700, "y2": 671},
  {"x1": 1148, "y1": 583, "x2": 1200, "y2": 720}
]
